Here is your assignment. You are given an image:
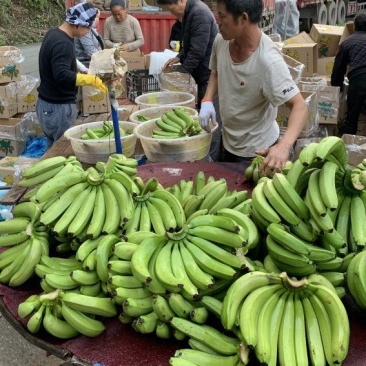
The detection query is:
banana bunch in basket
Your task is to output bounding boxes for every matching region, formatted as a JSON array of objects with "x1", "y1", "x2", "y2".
[{"x1": 81, "y1": 121, "x2": 129, "y2": 140}]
